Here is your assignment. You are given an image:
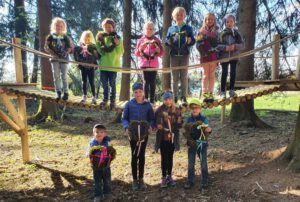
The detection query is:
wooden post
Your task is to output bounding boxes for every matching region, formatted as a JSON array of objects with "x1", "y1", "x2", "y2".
[
  {"x1": 13, "y1": 38, "x2": 30, "y2": 163},
  {"x1": 296, "y1": 46, "x2": 300, "y2": 80},
  {"x1": 221, "y1": 105, "x2": 226, "y2": 125},
  {"x1": 272, "y1": 34, "x2": 280, "y2": 80}
]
